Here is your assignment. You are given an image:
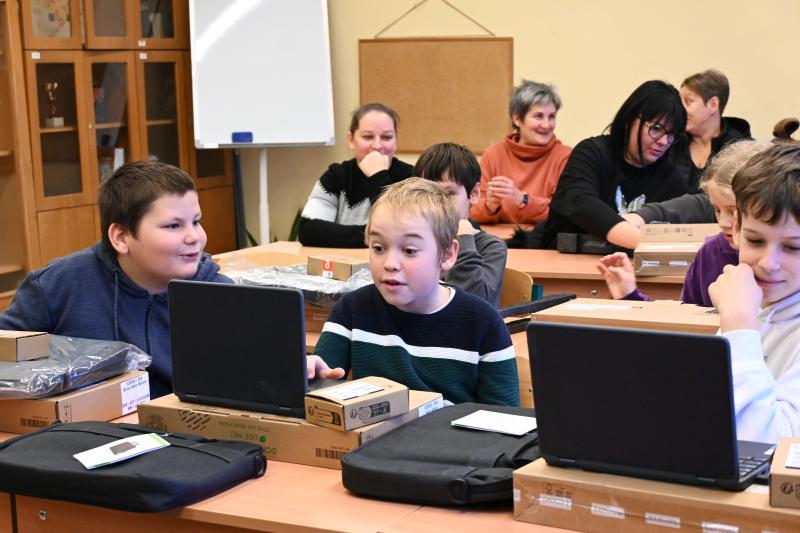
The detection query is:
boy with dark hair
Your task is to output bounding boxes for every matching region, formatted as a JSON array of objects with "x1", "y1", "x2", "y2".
[
  {"x1": 0, "y1": 161, "x2": 230, "y2": 398},
  {"x1": 709, "y1": 143, "x2": 800, "y2": 442},
  {"x1": 413, "y1": 142, "x2": 507, "y2": 306},
  {"x1": 307, "y1": 178, "x2": 519, "y2": 406}
]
